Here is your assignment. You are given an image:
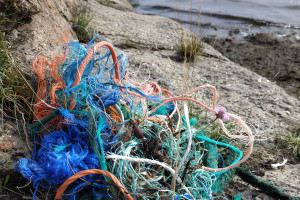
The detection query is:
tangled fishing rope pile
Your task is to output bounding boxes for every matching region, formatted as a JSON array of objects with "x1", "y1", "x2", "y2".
[{"x1": 15, "y1": 32, "x2": 254, "y2": 200}]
